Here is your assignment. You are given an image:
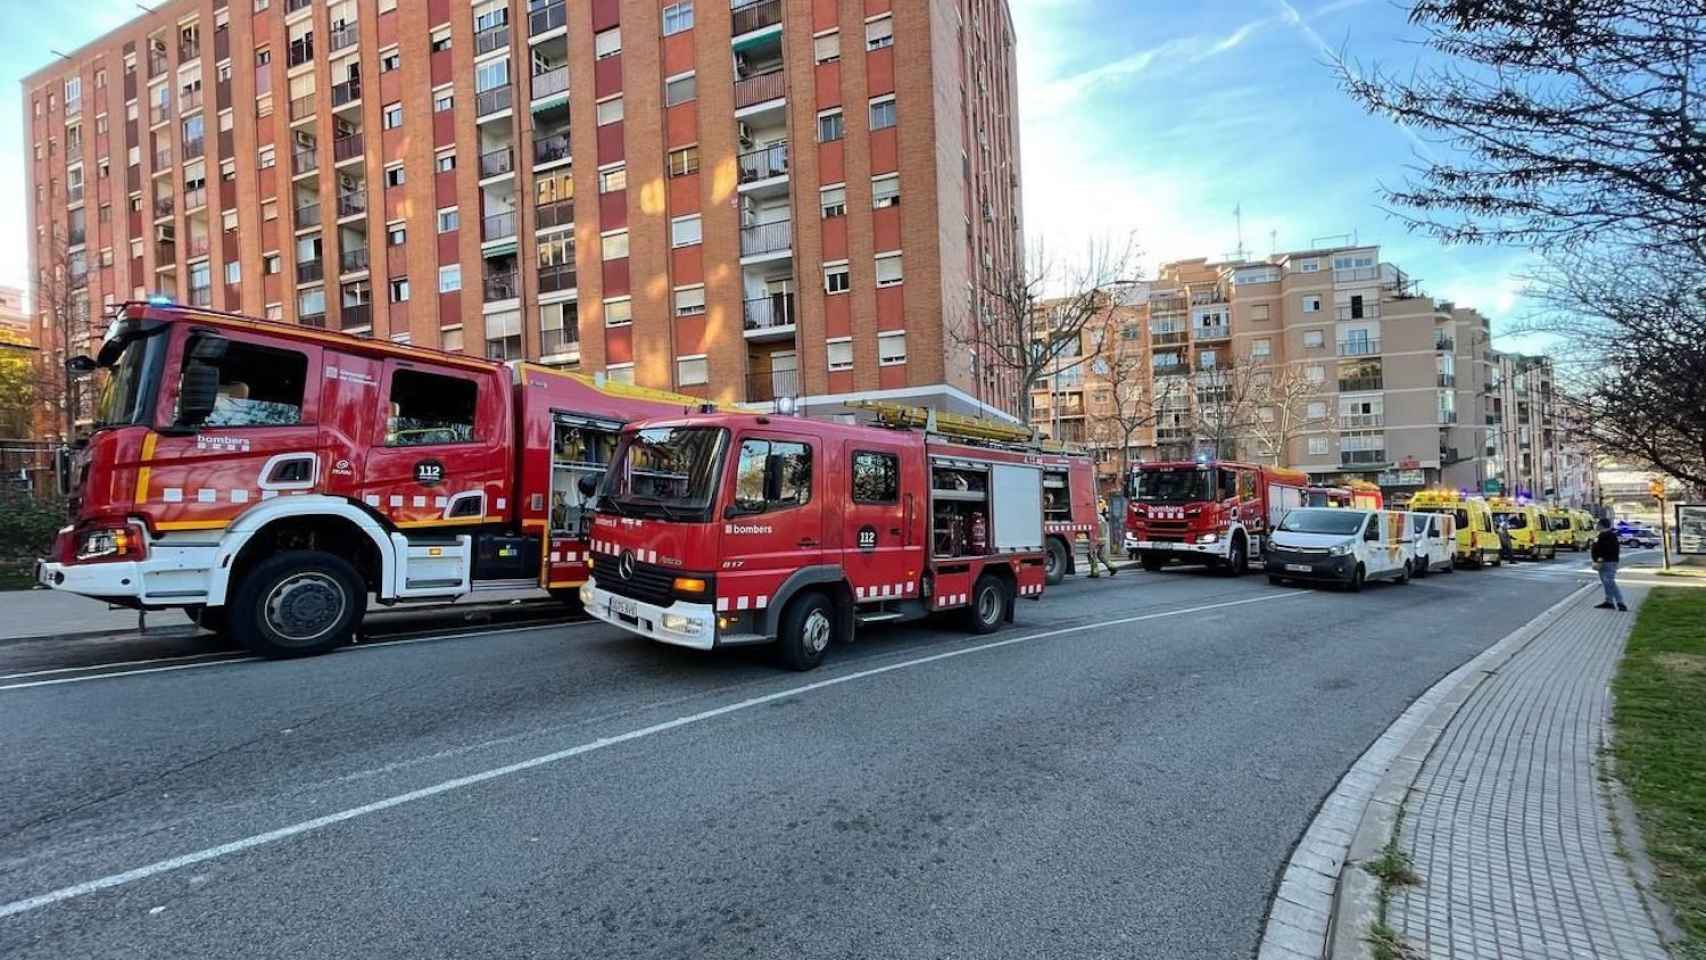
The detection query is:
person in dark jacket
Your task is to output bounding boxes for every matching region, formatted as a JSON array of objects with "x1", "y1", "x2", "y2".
[{"x1": 1590, "y1": 517, "x2": 1627, "y2": 611}]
